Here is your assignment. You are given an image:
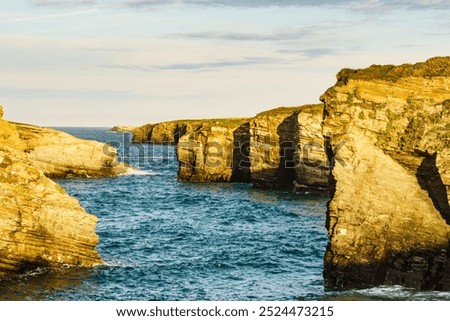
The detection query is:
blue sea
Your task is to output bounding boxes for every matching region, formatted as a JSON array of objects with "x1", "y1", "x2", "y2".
[{"x1": 1, "y1": 128, "x2": 449, "y2": 301}]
